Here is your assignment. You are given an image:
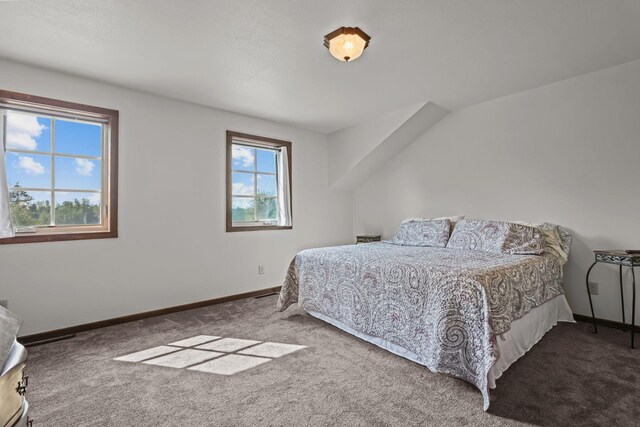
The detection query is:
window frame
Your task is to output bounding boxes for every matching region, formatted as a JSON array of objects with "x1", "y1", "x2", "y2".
[
  {"x1": 231, "y1": 156, "x2": 278, "y2": 225},
  {"x1": 226, "y1": 130, "x2": 292, "y2": 232},
  {"x1": 0, "y1": 89, "x2": 118, "y2": 244}
]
